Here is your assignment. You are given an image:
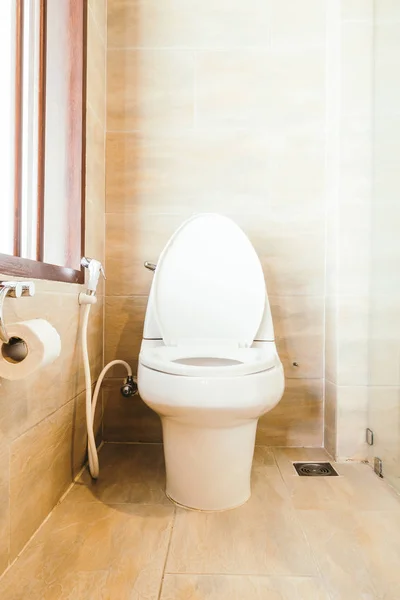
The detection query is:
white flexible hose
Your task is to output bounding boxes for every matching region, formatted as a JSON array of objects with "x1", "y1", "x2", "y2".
[{"x1": 81, "y1": 304, "x2": 132, "y2": 478}]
